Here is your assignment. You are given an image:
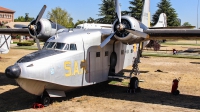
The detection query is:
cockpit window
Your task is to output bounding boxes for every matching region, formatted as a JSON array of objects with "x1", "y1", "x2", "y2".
[
  {"x1": 46, "y1": 42, "x2": 55, "y2": 48},
  {"x1": 64, "y1": 44, "x2": 69, "y2": 50},
  {"x1": 70, "y1": 44, "x2": 77, "y2": 50},
  {"x1": 54, "y1": 43, "x2": 65, "y2": 50},
  {"x1": 43, "y1": 42, "x2": 77, "y2": 51},
  {"x1": 43, "y1": 42, "x2": 49, "y2": 49}
]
